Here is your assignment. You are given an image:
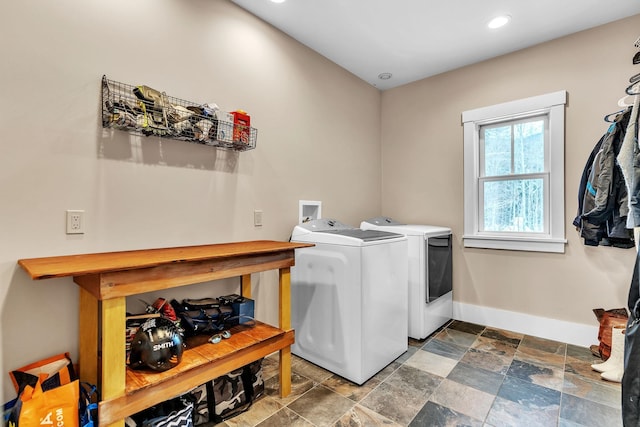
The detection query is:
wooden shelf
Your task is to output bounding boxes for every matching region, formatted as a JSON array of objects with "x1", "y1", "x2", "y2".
[
  {"x1": 100, "y1": 323, "x2": 294, "y2": 425},
  {"x1": 17, "y1": 240, "x2": 313, "y2": 427}
]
